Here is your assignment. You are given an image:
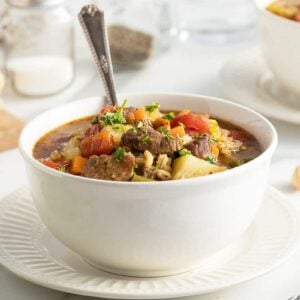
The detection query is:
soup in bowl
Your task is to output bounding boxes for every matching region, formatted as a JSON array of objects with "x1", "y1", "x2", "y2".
[
  {"x1": 19, "y1": 93, "x2": 277, "y2": 277},
  {"x1": 254, "y1": 0, "x2": 300, "y2": 96}
]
